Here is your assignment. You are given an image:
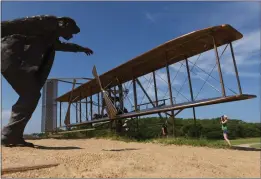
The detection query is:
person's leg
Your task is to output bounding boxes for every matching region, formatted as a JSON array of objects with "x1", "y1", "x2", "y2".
[
  {"x1": 2, "y1": 66, "x2": 41, "y2": 147},
  {"x1": 2, "y1": 93, "x2": 41, "y2": 146},
  {"x1": 1, "y1": 36, "x2": 55, "y2": 147},
  {"x1": 223, "y1": 131, "x2": 231, "y2": 146}
]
